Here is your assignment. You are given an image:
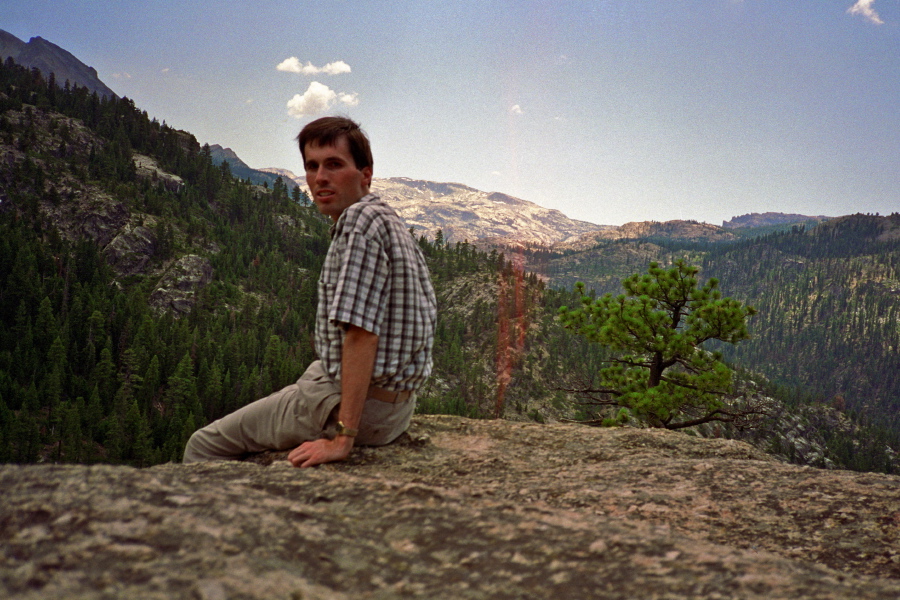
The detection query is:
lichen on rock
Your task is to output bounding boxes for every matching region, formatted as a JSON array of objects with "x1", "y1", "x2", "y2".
[
  {"x1": 103, "y1": 216, "x2": 158, "y2": 277},
  {"x1": 2, "y1": 415, "x2": 899, "y2": 599},
  {"x1": 148, "y1": 254, "x2": 213, "y2": 316}
]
